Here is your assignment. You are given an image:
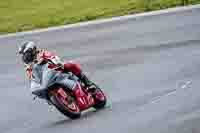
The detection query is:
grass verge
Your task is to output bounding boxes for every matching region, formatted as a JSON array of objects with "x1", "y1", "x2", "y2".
[{"x1": 0, "y1": 0, "x2": 200, "y2": 34}]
